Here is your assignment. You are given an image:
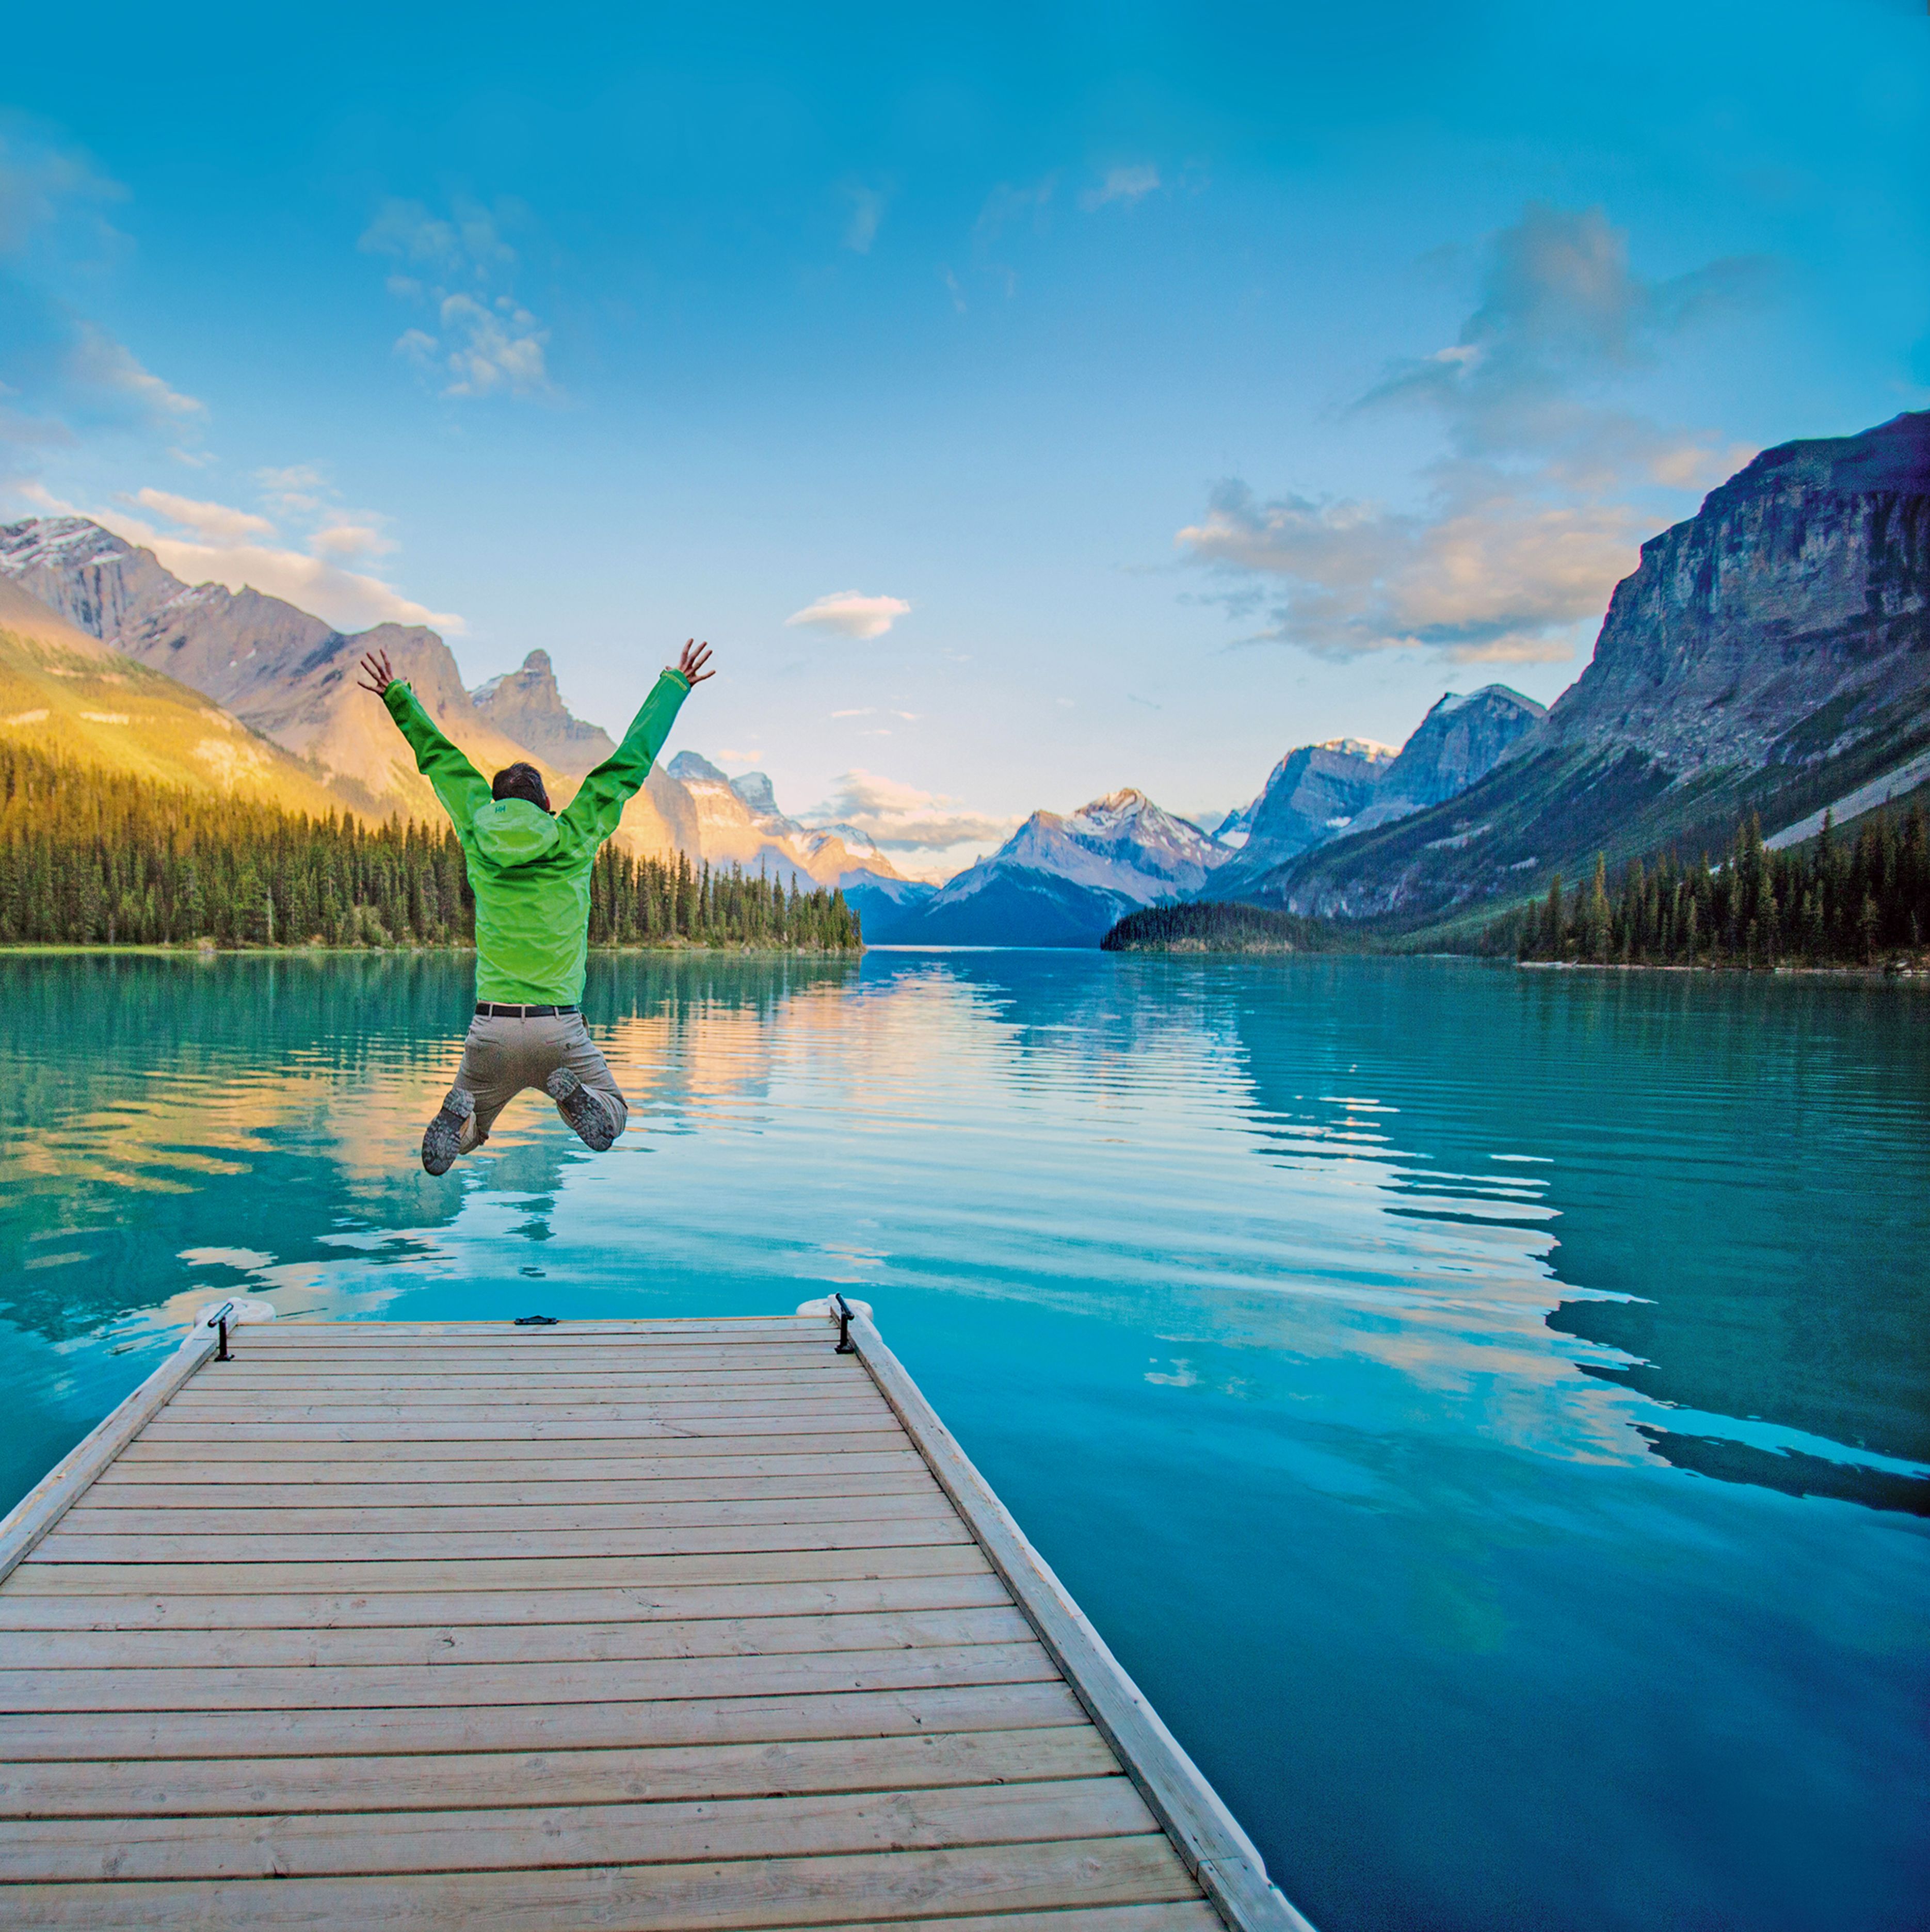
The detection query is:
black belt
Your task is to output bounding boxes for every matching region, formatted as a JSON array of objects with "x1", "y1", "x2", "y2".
[{"x1": 475, "y1": 1003, "x2": 578, "y2": 1018}]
